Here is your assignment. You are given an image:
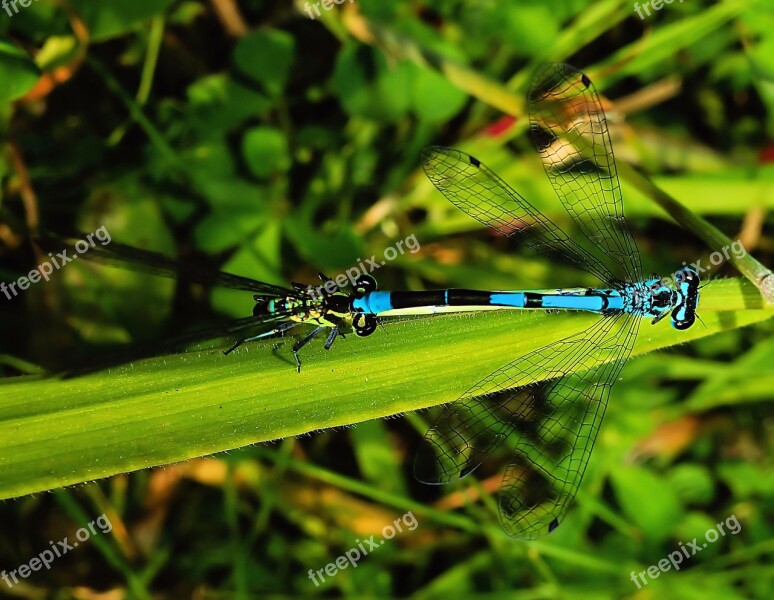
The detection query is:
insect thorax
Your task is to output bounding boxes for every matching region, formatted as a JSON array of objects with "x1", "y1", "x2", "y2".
[{"x1": 622, "y1": 278, "x2": 675, "y2": 318}]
